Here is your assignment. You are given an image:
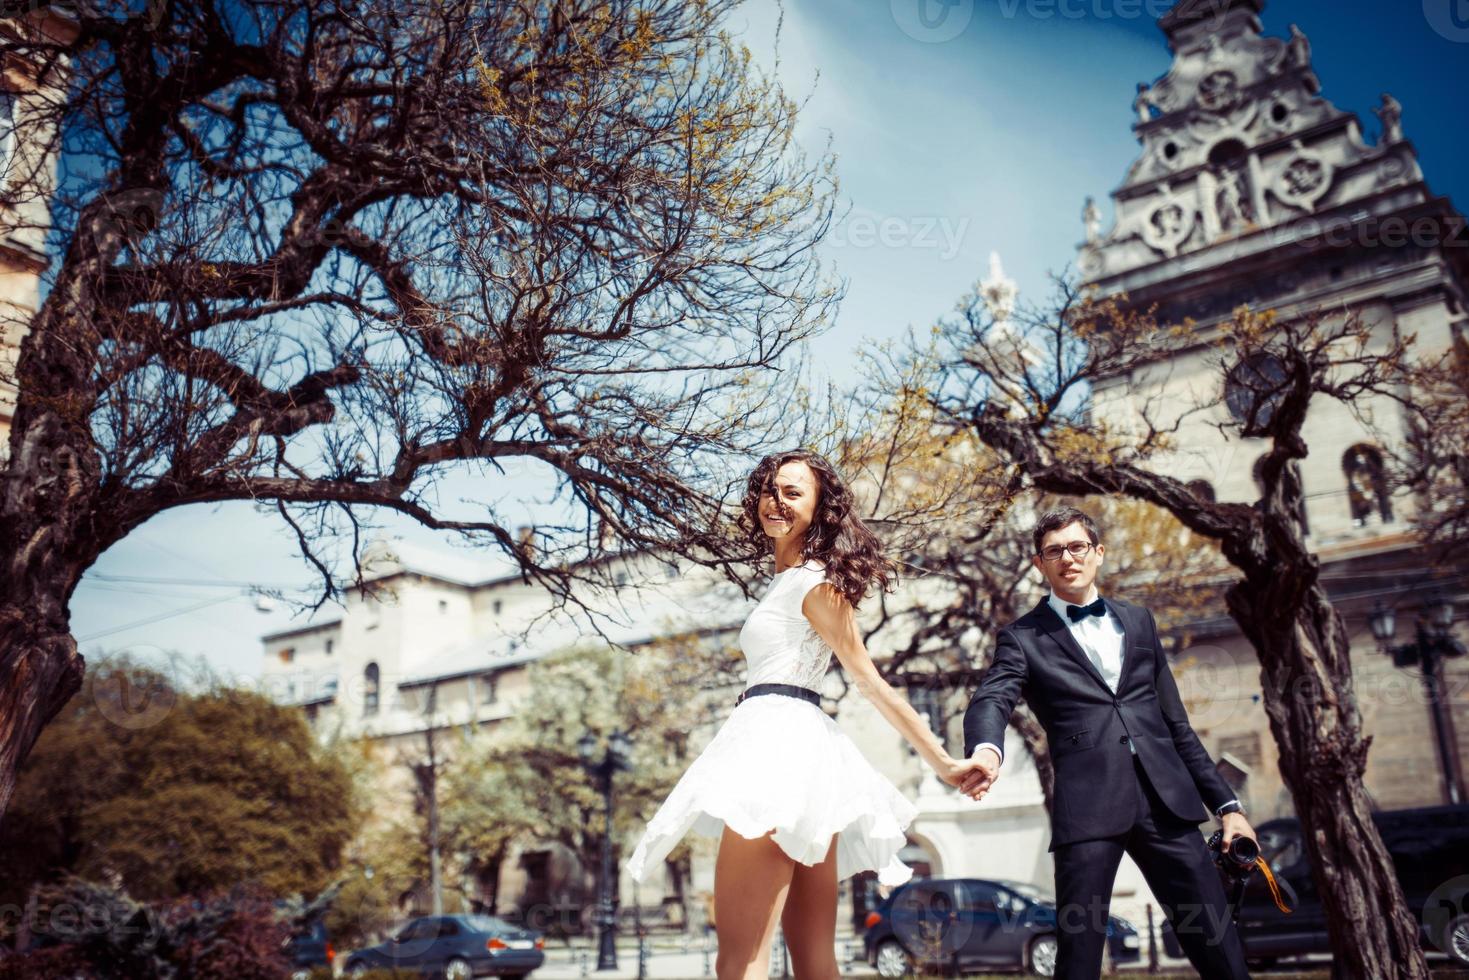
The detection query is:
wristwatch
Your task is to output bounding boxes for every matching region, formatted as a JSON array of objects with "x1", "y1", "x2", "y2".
[{"x1": 1216, "y1": 800, "x2": 1245, "y2": 817}]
